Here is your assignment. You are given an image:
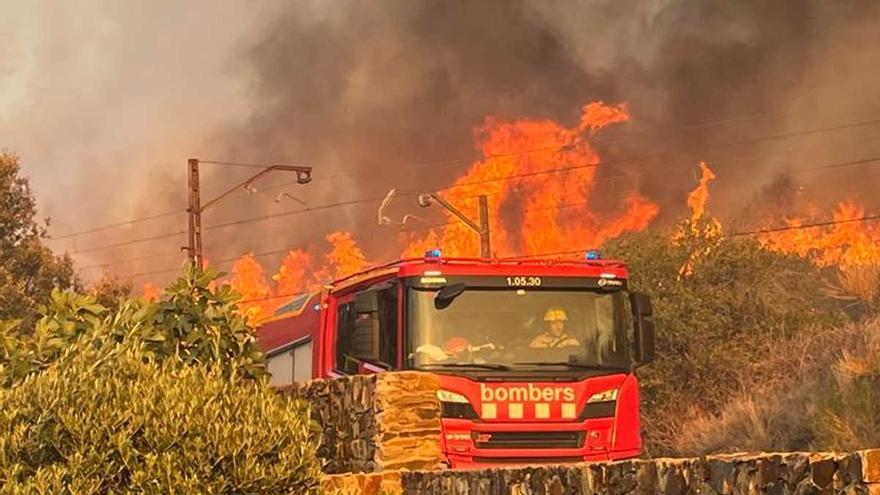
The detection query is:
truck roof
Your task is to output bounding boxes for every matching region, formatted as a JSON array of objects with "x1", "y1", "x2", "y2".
[{"x1": 333, "y1": 255, "x2": 628, "y2": 291}]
